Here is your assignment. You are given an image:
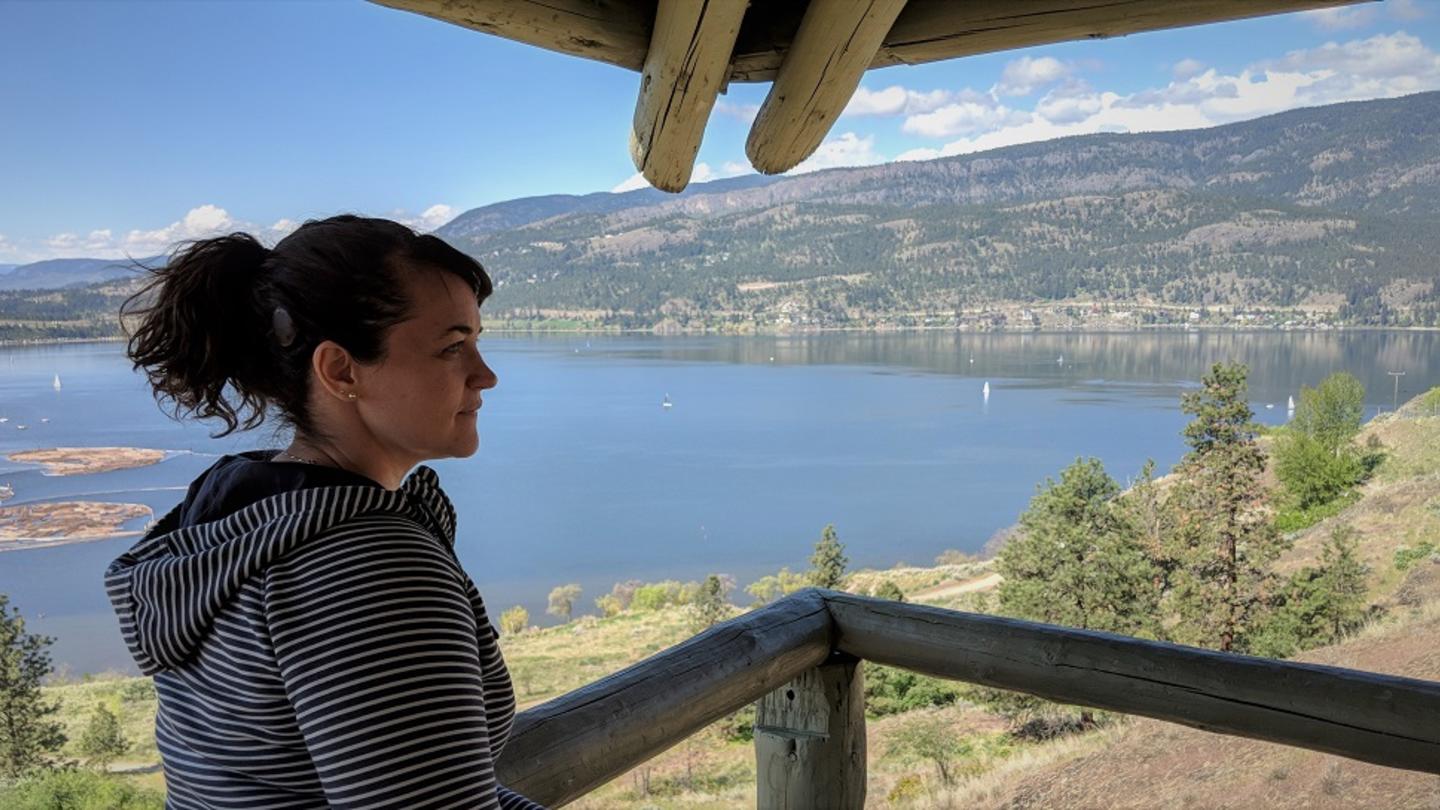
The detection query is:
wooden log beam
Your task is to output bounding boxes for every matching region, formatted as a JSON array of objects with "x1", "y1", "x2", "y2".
[
  {"x1": 745, "y1": 0, "x2": 909, "y2": 175},
  {"x1": 729, "y1": 0, "x2": 1369, "y2": 81},
  {"x1": 825, "y1": 591, "x2": 1440, "y2": 774},
  {"x1": 369, "y1": 0, "x2": 652, "y2": 70},
  {"x1": 755, "y1": 652, "x2": 867, "y2": 809},
  {"x1": 495, "y1": 590, "x2": 834, "y2": 807},
  {"x1": 631, "y1": 0, "x2": 750, "y2": 192}
]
